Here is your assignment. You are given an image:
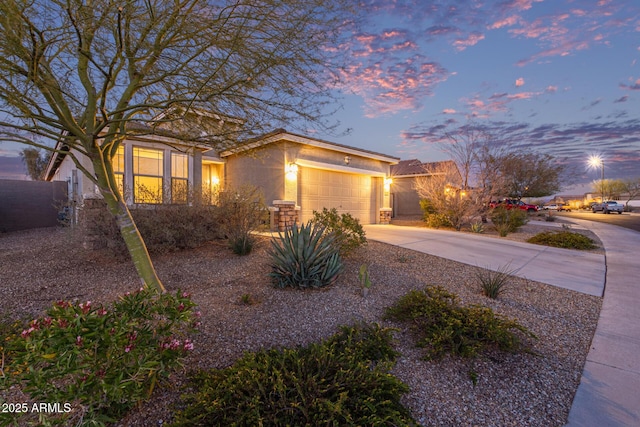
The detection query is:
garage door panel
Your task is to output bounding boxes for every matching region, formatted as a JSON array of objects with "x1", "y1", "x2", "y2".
[{"x1": 300, "y1": 167, "x2": 375, "y2": 224}]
